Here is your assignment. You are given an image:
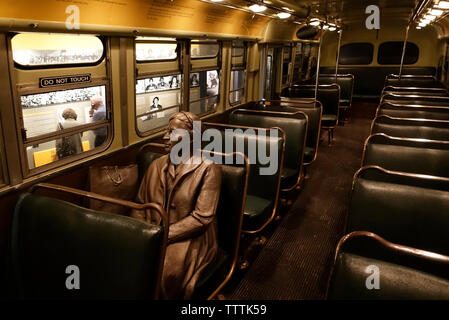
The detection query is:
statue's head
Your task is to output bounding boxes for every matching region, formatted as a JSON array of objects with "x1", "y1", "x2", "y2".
[{"x1": 163, "y1": 111, "x2": 200, "y2": 153}]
